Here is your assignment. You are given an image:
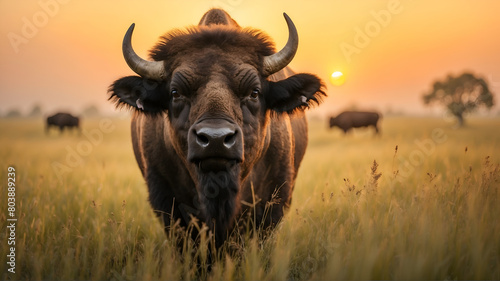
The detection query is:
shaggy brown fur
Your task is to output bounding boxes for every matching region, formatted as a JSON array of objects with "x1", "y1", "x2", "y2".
[{"x1": 108, "y1": 8, "x2": 326, "y2": 246}]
